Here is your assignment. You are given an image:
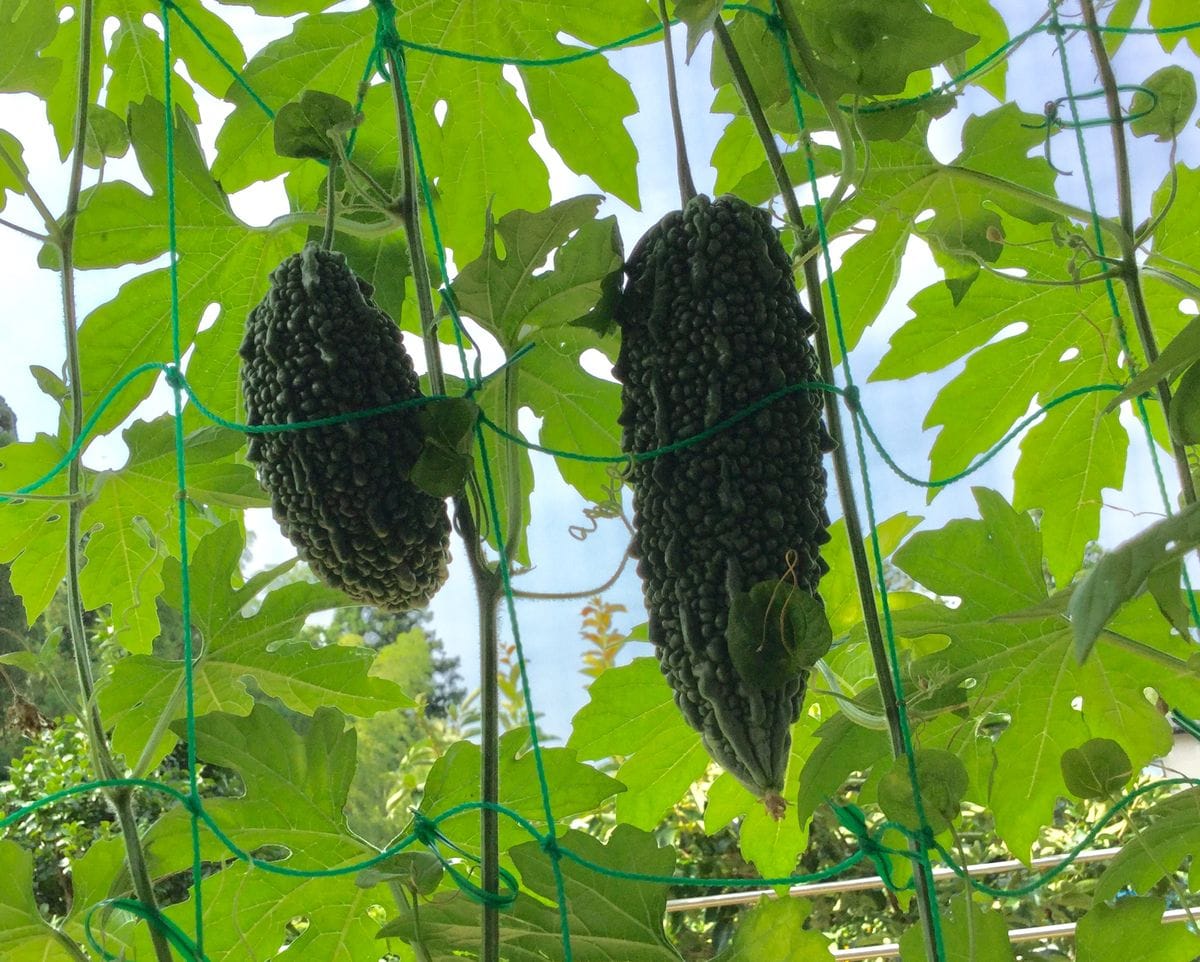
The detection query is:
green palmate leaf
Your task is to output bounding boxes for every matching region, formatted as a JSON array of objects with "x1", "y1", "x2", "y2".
[
  {"x1": 420, "y1": 728, "x2": 624, "y2": 852},
  {"x1": 76, "y1": 418, "x2": 263, "y2": 654},
  {"x1": 568, "y1": 657, "x2": 709, "y2": 830},
  {"x1": 898, "y1": 893, "x2": 1014, "y2": 961},
  {"x1": 377, "y1": 826, "x2": 682, "y2": 962},
  {"x1": 62, "y1": 99, "x2": 304, "y2": 435},
  {"x1": 675, "y1": 0, "x2": 723, "y2": 63},
  {"x1": 0, "y1": 0, "x2": 61, "y2": 97},
  {"x1": 1068, "y1": 500, "x2": 1200, "y2": 661},
  {"x1": 789, "y1": 0, "x2": 977, "y2": 97},
  {"x1": 1150, "y1": 0, "x2": 1200, "y2": 57},
  {"x1": 1143, "y1": 164, "x2": 1200, "y2": 379},
  {"x1": 704, "y1": 712, "x2": 822, "y2": 878},
  {"x1": 1060, "y1": 738, "x2": 1133, "y2": 800},
  {"x1": 925, "y1": 0, "x2": 1009, "y2": 99},
  {"x1": 1131, "y1": 65, "x2": 1197, "y2": 141},
  {"x1": 795, "y1": 711, "x2": 890, "y2": 831},
  {"x1": 892, "y1": 489, "x2": 1186, "y2": 857},
  {"x1": 0, "y1": 435, "x2": 71, "y2": 624},
  {"x1": 1096, "y1": 789, "x2": 1200, "y2": 898},
  {"x1": 451, "y1": 196, "x2": 624, "y2": 557},
  {"x1": 0, "y1": 840, "x2": 80, "y2": 961},
  {"x1": 213, "y1": 1, "x2": 650, "y2": 258},
  {"x1": 873, "y1": 215, "x2": 1128, "y2": 580},
  {"x1": 127, "y1": 707, "x2": 384, "y2": 961},
  {"x1": 99, "y1": 522, "x2": 406, "y2": 768},
  {"x1": 274, "y1": 89, "x2": 358, "y2": 160},
  {"x1": 0, "y1": 129, "x2": 27, "y2": 212},
  {"x1": 821, "y1": 107, "x2": 1058, "y2": 356},
  {"x1": 1076, "y1": 897, "x2": 1200, "y2": 962},
  {"x1": 877, "y1": 750, "x2": 968, "y2": 835},
  {"x1": 713, "y1": 898, "x2": 833, "y2": 961}
]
